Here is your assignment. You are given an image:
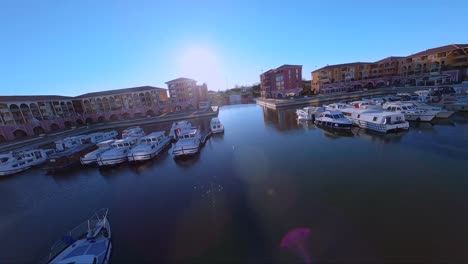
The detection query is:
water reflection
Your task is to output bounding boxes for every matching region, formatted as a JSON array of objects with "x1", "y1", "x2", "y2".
[
  {"x1": 320, "y1": 127, "x2": 354, "y2": 139},
  {"x1": 296, "y1": 120, "x2": 316, "y2": 130},
  {"x1": 262, "y1": 106, "x2": 300, "y2": 131},
  {"x1": 351, "y1": 127, "x2": 406, "y2": 144},
  {"x1": 174, "y1": 152, "x2": 201, "y2": 168}
]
